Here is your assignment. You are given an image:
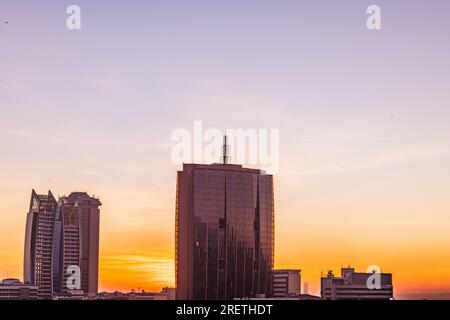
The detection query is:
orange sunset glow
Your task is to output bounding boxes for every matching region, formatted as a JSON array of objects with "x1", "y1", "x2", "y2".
[{"x1": 2, "y1": 0, "x2": 450, "y2": 301}]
